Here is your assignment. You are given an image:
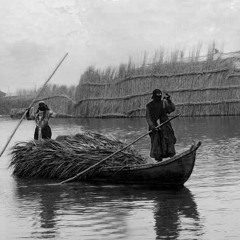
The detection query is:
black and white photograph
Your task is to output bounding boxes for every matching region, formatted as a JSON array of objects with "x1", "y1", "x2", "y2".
[{"x1": 0, "y1": 0, "x2": 240, "y2": 239}]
